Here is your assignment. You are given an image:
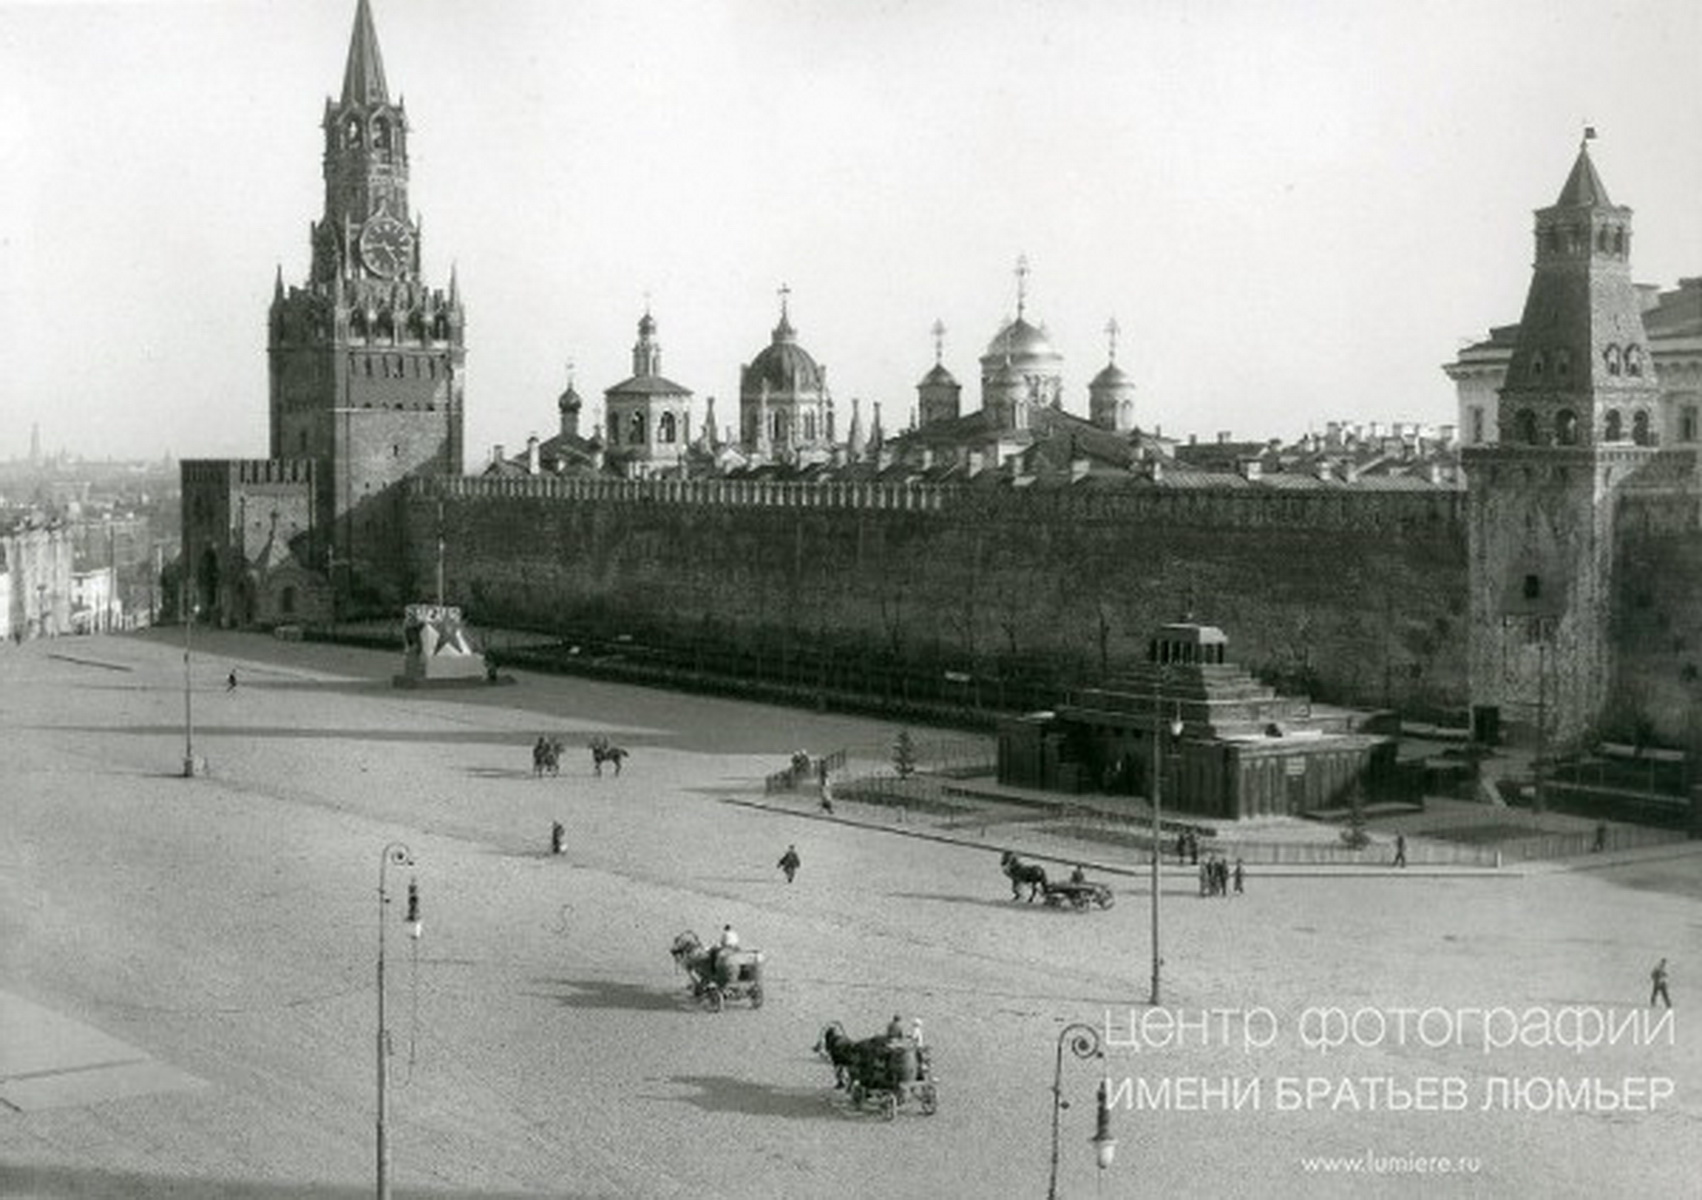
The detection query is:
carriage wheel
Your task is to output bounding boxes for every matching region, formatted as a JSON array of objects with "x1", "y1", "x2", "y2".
[
  {"x1": 1044, "y1": 892, "x2": 1062, "y2": 908},
  {"x1": 1097, "y1": 890, "x2": 1115, "y2": 910},
  {"x1": 704, "y1": 986, "x2": 724, "y2": 1013},
  {"x1": 1070, "y1": 892, "x2": 1088, "y2": 910},
  {"x1": 919, "y1": 1083, "x2": 938, "y2": 1115},
  {"x1": 849, "y1": 1081, "x2": 865, "y2": 1108},
  {"x1": 748, "y1": 983, "x2": 764, "y2": 1008},
  {"x1": 881, "y1": 1092, "x2": 899, "y2": 1121}
]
